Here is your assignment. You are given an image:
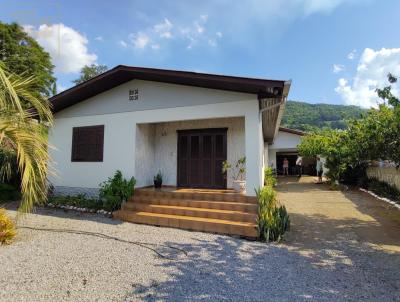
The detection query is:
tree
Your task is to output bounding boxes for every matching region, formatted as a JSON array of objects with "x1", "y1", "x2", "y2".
[
  {"x1": 0, "y1": 22, "x2": 56, "y2": 97},
  {"x1": 298, "y1": 73, "x2": 400, "y2": 184},
  {"x1": 0, "y1": 62, "x2": 53, "y2": 213},
  {"x1": 72, "y1": 64, "x2": 108, "y2": 85}
]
